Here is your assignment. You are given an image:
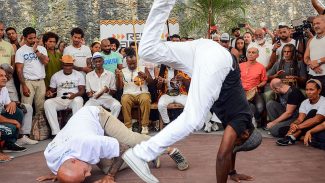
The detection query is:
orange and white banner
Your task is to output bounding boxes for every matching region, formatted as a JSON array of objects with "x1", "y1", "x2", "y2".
[{"x1": 100, "y1": 18, "x2": 179, "y2": 48}]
